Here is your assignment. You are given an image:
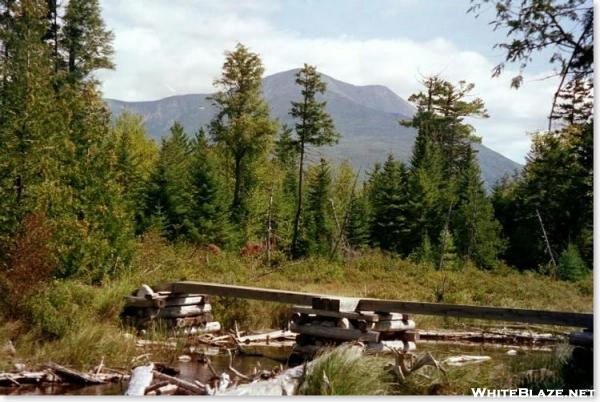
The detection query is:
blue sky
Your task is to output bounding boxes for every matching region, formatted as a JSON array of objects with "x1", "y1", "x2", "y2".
[{"x1": 98, "y1": 0, "x2": 562, "y2": 163}]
